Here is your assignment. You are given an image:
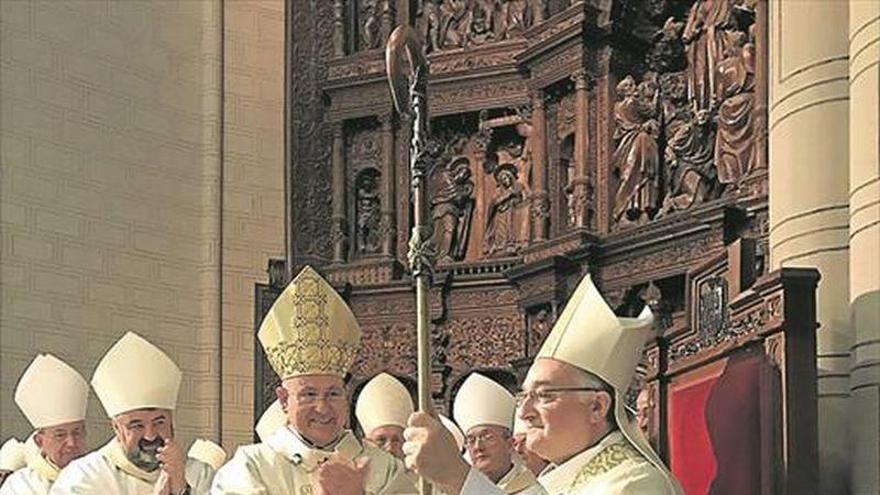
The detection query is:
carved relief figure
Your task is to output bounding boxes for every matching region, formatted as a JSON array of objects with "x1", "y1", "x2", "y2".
[
  {"x1": 361, "y1": 0, "x2": 382, "y2": 50},
  {"x1": 612, "y1": 75, "x2": 662, "y2": 227},
  {"x1": 714, "y1": 31, "x2": 755, "y2": 188},
  {"x1": 356, "y1": 169, "x2": 381, "y2": 254},
  {"x1": 660, "y1": 109, "x2": 721, "y2": 215},
  {"x1": 683, "y1": 0, "x2": 735, "y2": 111},
  {"x1": 467, "y1": 0, "x2": 497, "y2": 46},
  {"x1": 484, "y1": 163, "x2": 528, "y2": 256},
  {"x1": 500, "y1": 0, "x2": 531, "y2": 38},
  {"x1": 431, "y1": 156, "x2": 476, "y2": 263},
  {"x1": 418, "y1": 0, "x2": 444, "y2": 52},
  {"x1": 440, "y1": 0, "x2": 470, "y2": 49}
]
